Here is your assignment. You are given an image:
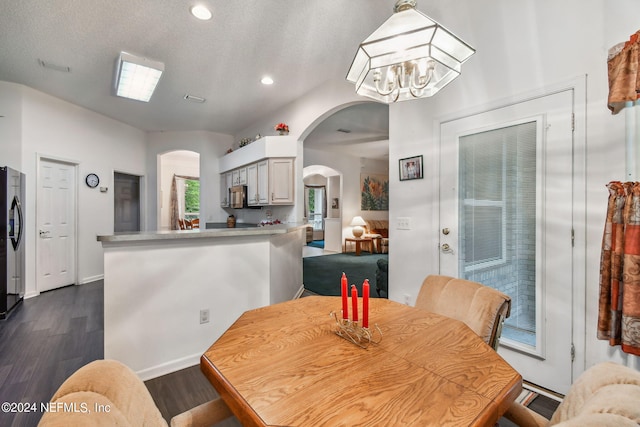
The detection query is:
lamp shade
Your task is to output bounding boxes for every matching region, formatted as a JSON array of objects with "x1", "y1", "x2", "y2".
[
  {"x1": 346, "y1": 0, "x2": 475, "y2": 103},
  {"x1": 350, "y1": 216, "x2": 367, "y2": 238},
  {"x1": 350, "y1": 216, "x2": 367, "y2": 227}
]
